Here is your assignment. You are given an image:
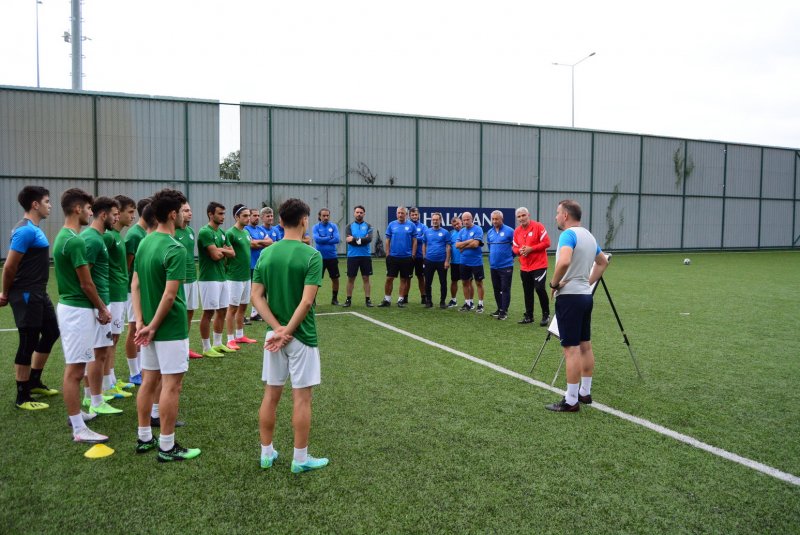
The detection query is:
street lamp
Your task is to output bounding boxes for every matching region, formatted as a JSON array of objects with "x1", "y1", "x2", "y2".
[
  {"x1": 35, "y1": 0, "x2": 43, "y2": 87},
  {"x1": 552, "y1": 51, "x2": 596, "y2": 127}
]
